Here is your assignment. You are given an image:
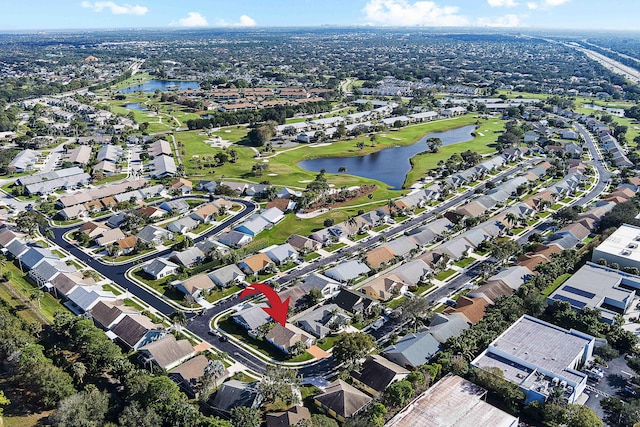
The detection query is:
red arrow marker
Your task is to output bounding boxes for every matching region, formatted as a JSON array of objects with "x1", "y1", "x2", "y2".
[{"x1": 240, "y1": 283, "x2": 290, "y2": 326}]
